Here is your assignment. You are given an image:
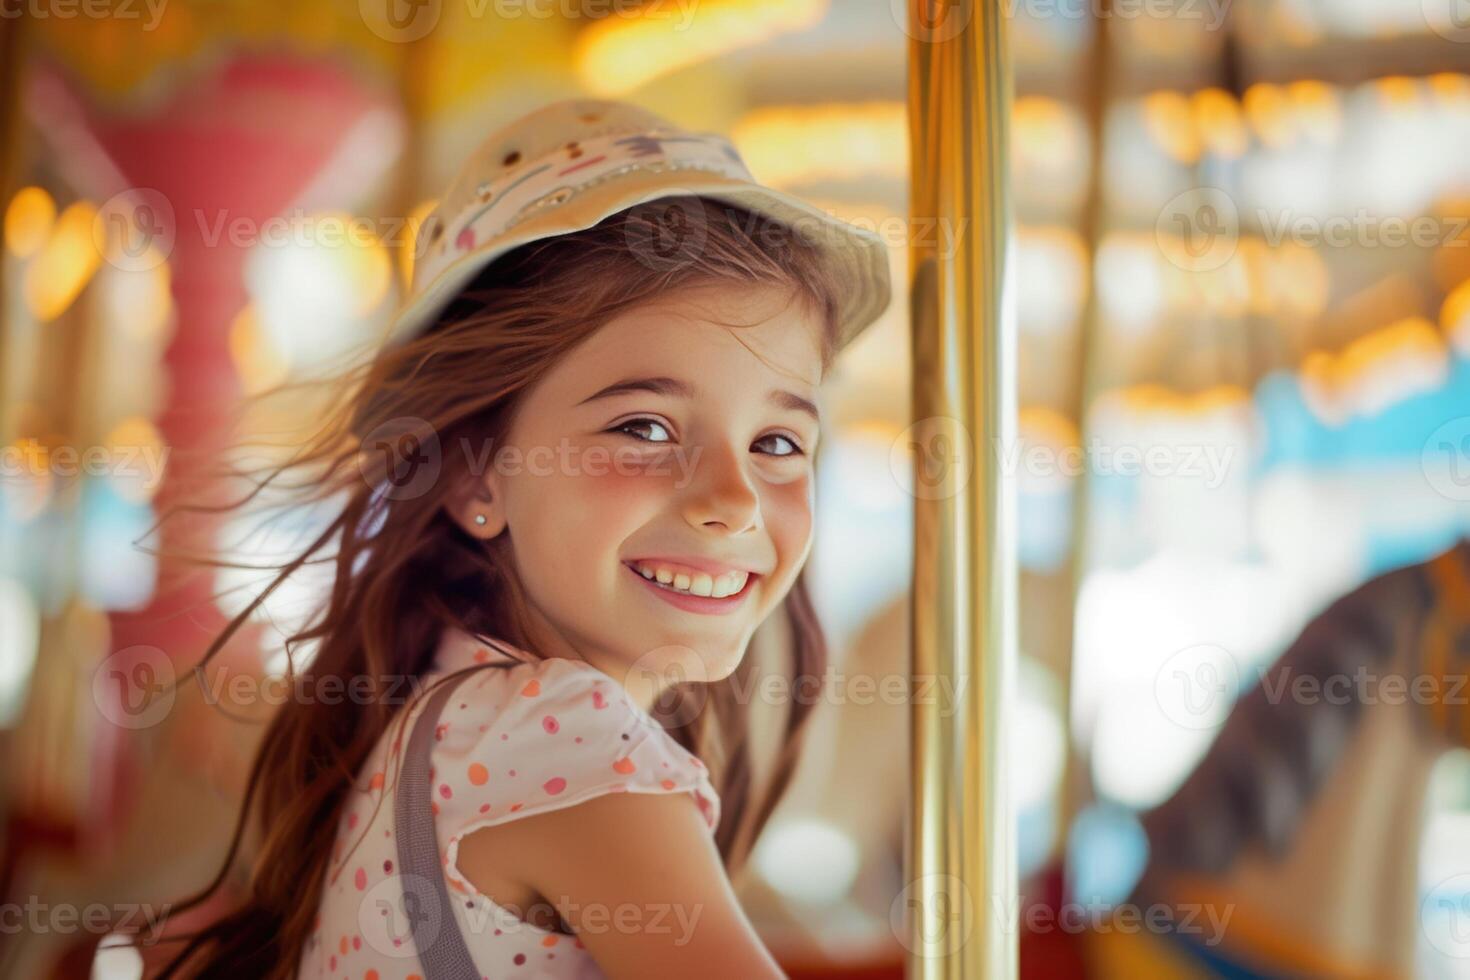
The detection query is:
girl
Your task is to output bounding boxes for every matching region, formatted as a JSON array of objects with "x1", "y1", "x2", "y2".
[{"x1": 150, "y1": 98, "x2": 891, "y2": 978}]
